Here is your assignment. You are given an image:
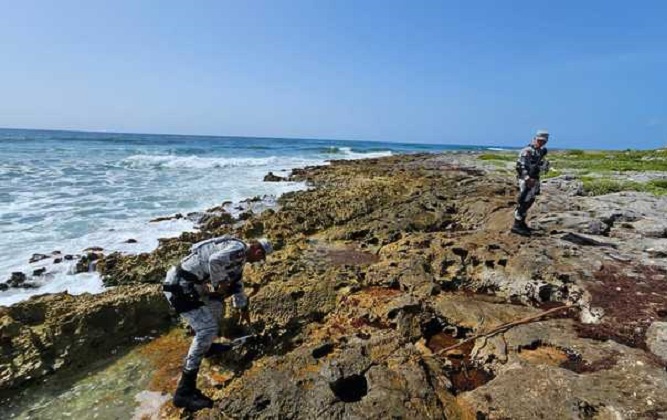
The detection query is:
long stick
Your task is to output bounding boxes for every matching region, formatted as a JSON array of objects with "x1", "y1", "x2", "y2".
[{"x1": 435, "y1": 304, "x2": 578, "y2": 355}]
